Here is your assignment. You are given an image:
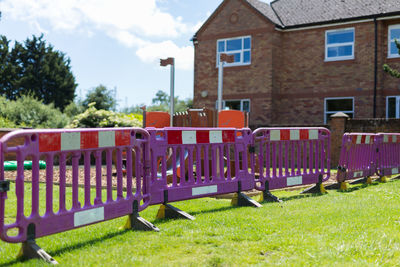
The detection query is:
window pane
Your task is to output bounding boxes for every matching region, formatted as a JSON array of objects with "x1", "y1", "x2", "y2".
[
  {"x1": 232, "y1": 53, "x2": 241, "y2": 62},
  {"x1": 244, "y1": 37, "x2": 251, "y2": 49},
  {"x1": 338, "y1": 45, "x2": 353, "y2": 56},
  {"x1": 327, "y1": 47, "x2": 339, "y2": 58},
  {"x1": 327, "y1": 30, "x2": 354, "y2": 44},
  {"x1": 327, "y1": 45, "x2": 352, "y2": 58},
  {"x1": 388, "y1": 97, "x2": 396, "y2": 118},
  {"x1": 390, "y1": 28, "x2": 400, "y2": 39},
  {"x1": 243, "y1": 51, "x2": 250, "y2": 63},
  {"x1": 326, "y1": 99, "x2": 353, "y2": 112},
  {"x1": 218, "y1": 41, "x2": 225, "y2": 52},
  {"x1": 390, "y1": 41, "x2": 400, "y2": 55},
  {"x1": 227, "y1": 39, "x2": 242, "y2": 51},
  {"x1": 225, "y1": 100, "x2": 241, "y2": 110},
  {"x1": 242, "y1": 100, "x2": 250, "y2": 112}
]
